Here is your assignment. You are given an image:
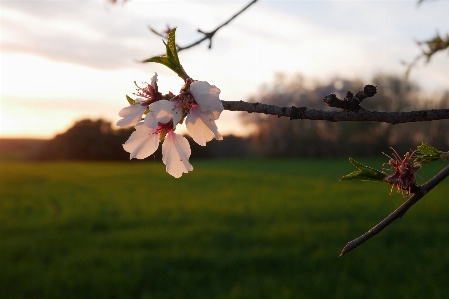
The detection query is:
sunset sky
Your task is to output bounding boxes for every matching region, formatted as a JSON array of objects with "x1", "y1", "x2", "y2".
[{"x1": 1, "y1": 0, "x2": 448, "y2": 139}]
